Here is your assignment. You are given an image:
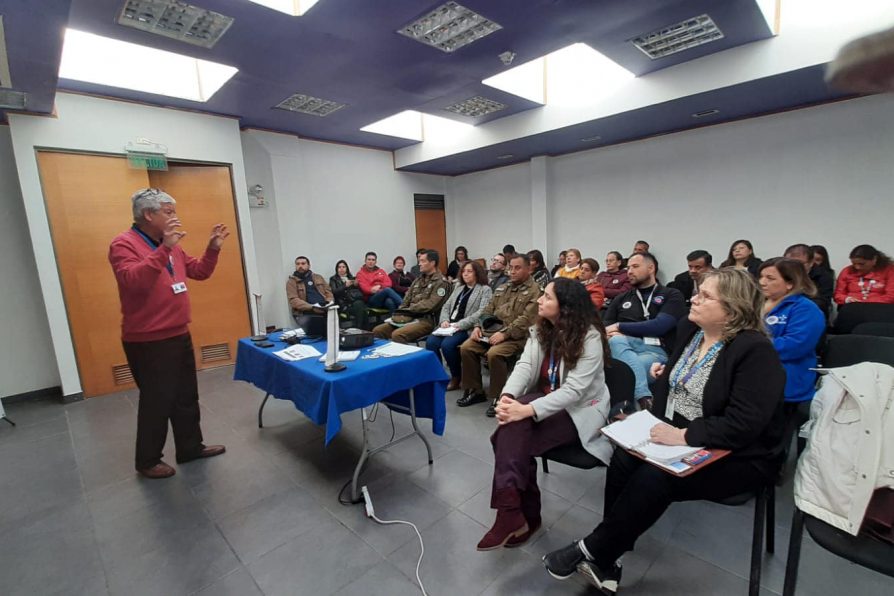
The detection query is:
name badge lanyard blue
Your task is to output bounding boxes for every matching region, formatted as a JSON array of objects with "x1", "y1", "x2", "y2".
[
  {"x1": 670, "y1": 331, "x2": 723, "y2": 389},
  {"x1": 548, "y1": 349, "x2": 559, "y2": 392},
  {"x1": 132, "y1": 225, "x2": 174, "y2": 277}
]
